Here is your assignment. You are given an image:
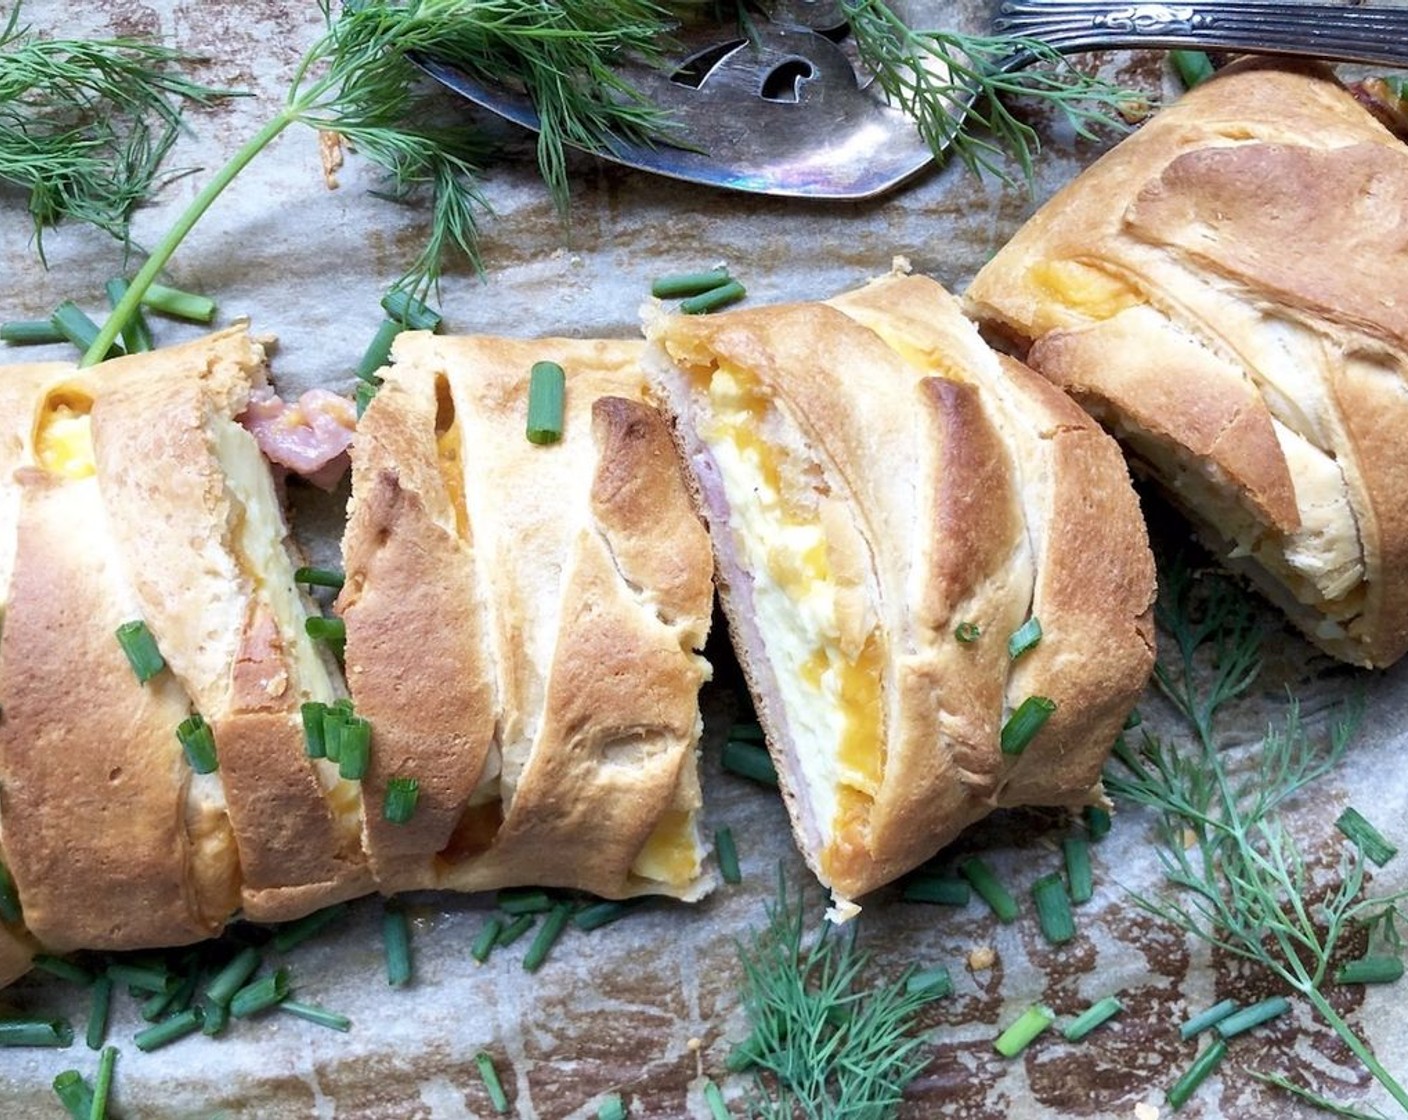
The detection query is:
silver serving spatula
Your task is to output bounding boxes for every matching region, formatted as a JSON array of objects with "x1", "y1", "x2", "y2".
[{"x1": 418, "y1": 1, "x2": 1408, "y2": 200}]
